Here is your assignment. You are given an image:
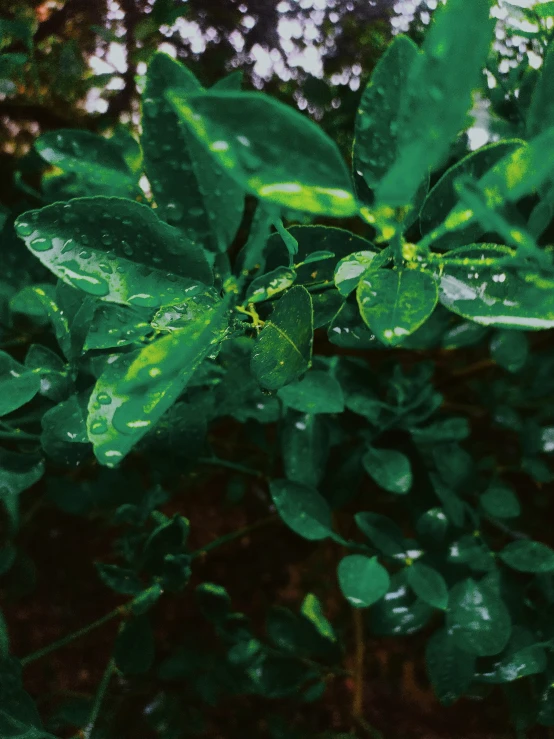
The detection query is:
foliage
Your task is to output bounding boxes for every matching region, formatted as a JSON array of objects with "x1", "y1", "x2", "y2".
[{"x1": 3, "y1": 0, "x2": 554, "y2": 737}]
